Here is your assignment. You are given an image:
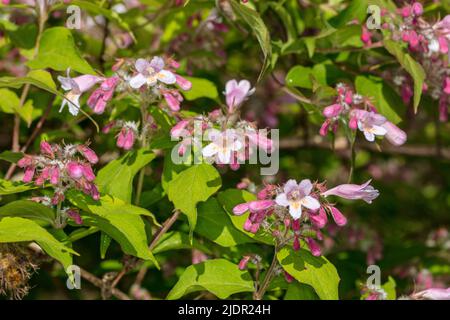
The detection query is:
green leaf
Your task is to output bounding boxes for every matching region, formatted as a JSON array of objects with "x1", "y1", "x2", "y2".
[
  {"x1": 196, "y1": 197, "x2": 255, "y2": 247},
  {"x1": 167, "y1": 259, "x2": 254, "y2": 299},
  {"x1": 26, "y1": 70, "x2": 56, "y2": 91},
  {"x1": 355, "y1": 75, "x2": 406, "y2": 124},
  {"x1": 152, "y1": 231, "x2": 210, "y2": 255},
  {"x1": 384, "y1": 40, "x2": 426, "y2": 112},
  {"x1": 66, "y1": 191, "x2": 159, "y2": 265},
  {"x1": 27, "y1": 27, "x2": 95, "y2": 74},
  {"x1": 167, "y1": 164, "x2": 221, "y2": 237},
  {"x1": 0, "y1": 217, "x2": 75, "y2": 269},
  {"x1": 0, "y1": 151, "x2": 23, "y2": 163},
  {"x1": 0, "y1": 179, "x2": 38, "y2": 196},
  {"x1": 0, "y1": 88, "x2": 19, "y2": 113},
  {"x1": 95, "y1": 148, "x2": 156, "y2": 203},
  {"x1": 277, "y1": 246, "x2": 340, "y2": 300},
  {"x1": 181, "y1": 77, "x2": 218, "y2": 101},
  {"x1": 329, "y1": 0, "x2": 368, "y2": 28},
  {"x1": 100, "y1": 232, "x2": 112, "y2": 259},
  {"x1": 0, "y1": 200, "x2": 55, "y2": 225},
  {"x1": 230, "y1": 0, "x2": 272, "y2": 80},
  {"x1": 284, "y1": 282, "x2": 319, "y2": 300},
  {"x1": 217, "y1": 189, "x2": 274, "y2": 245},
  {"x1": 382, "y1": 276, "x2": 397, "y2": 300}
]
